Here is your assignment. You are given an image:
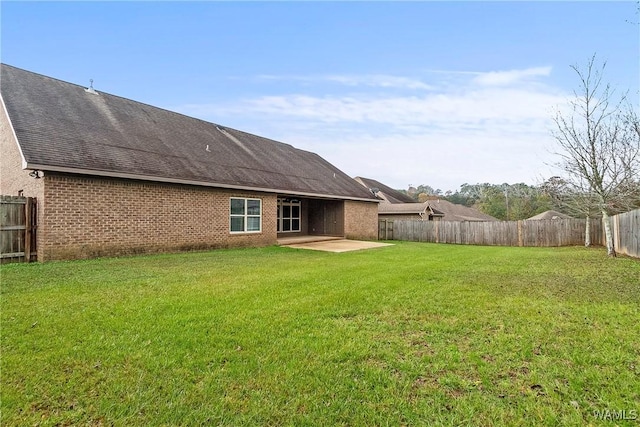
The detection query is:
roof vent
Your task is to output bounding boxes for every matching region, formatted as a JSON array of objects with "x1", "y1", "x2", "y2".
[{"x1": 85, "y1": 79, "x2": 98, "y2": 95}]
